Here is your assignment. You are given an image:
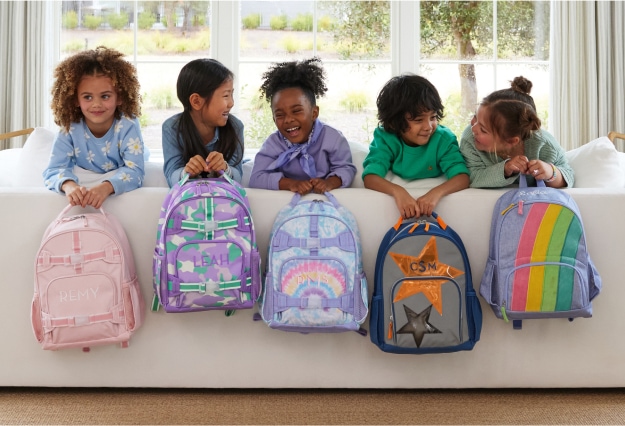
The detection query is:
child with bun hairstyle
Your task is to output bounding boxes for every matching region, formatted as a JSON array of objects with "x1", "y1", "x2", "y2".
[
  {"x1": 362, "y1": 74, "x2": 469, "y2": 219},
  {"x1": 162, "y1": 58, "x2": 244, "y2": 187},
  {"x1": 460, "y1": 76, "x2": 574, "y2": 188},
  {"x1": 249, "y1": 57, "x2": 356, "y2": 194},
  {"x1": 43, "y1": 46, "x2": 146, "y2": 209}
]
